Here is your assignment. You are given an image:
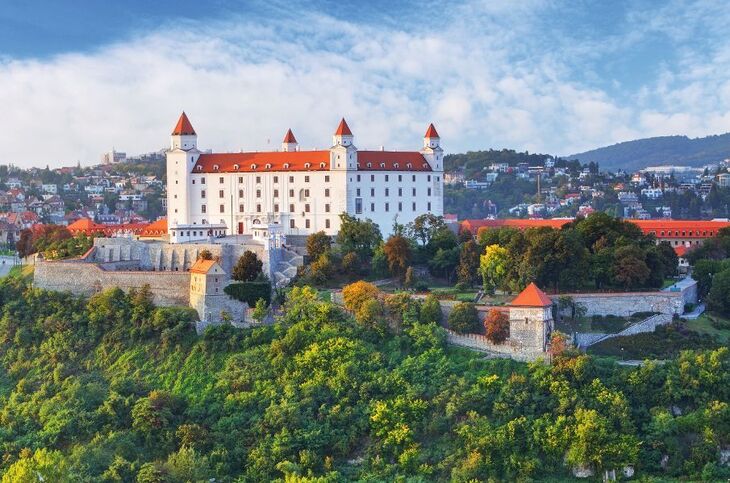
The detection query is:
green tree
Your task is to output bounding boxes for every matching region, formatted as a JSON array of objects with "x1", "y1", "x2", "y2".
[
  {"x1": 337, "y1": 213, "x2": 382, "y2": 259},
  {"x1": 708, "y1": 268, "x2": 730, "y2": 316},
  {"x1": 612, "y1": 245, "x2": 650, "y2": 289},
  {"x1": 457, "y1": 239, "x2": 481, "y2": 287},
  {"x1": 420, "y1": 294, "x2": 443, "y2": 325},
  {"x1": 406, "y1": 213, "x2": 447, "y2": 246},
  {"x1": 232, "y1": 250, "x2": 263, "y2": 282},
  {"x1": 341, "y1": 251, "x2": 361, "y2": 276},
  {"x1": 480, "y1": 244, "x2": 510, "y2": 294},
  {"x1": 198, "y1": 249, "x2": 213, "y2": 260},
  {"x1": 2, "y1": 448, "x2": 70, "y2": 483},
  {"x1": 306, "y1": 231, "x2": 331, "y2": 261},
  {"x1": 448, "y1": 302, "x2": 480, "y2": 334},
  {"x1": 252, "y1": 298, "x2": 268, "y2": 323}
]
